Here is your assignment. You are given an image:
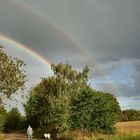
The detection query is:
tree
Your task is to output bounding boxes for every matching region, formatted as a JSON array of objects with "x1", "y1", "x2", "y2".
[
  {"x1": 0, "y1": 99, "x2": 6, "y2": 132},
  {"x1": 25, "y1": 90, "x2": 44, "y2": 128},
  {"x1": 0, "y1": 47, "x2": 26, "y2": 98},
  {"x1": 4, "y1": 108, "x2": 21, "y2": 131},
  {"x1": 24, "y1": 63, "x2": 121, "y2": 137},
  {"x1": 119, "y1": 109, "x2": 140, "y2": 122},
  {"x1": 24, "y1": 63, "x2": 89, "y2": 138},
  {"x1": 70, "y1": 89, "x2": 121, "y2": 134}
]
